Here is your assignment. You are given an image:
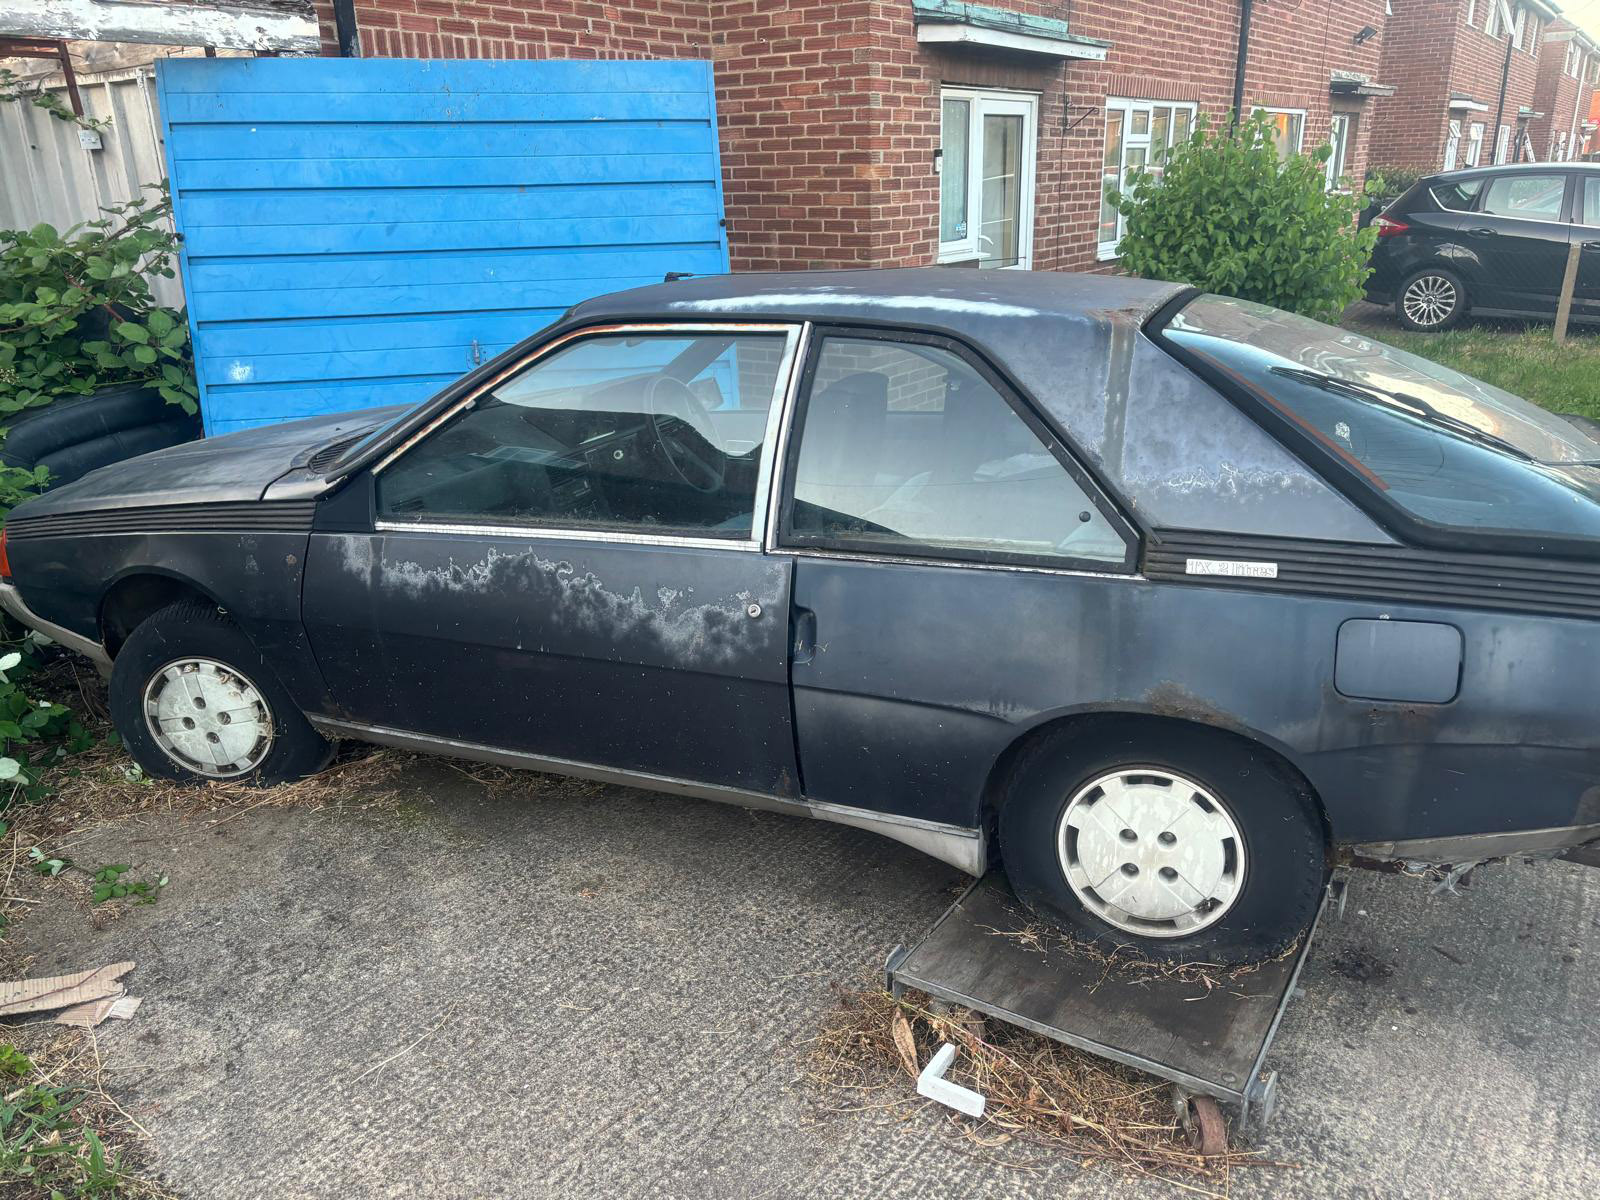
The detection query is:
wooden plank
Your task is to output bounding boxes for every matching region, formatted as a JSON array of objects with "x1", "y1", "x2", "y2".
[
  {"x1": 196, "y1": 312, "x2": 549, "y2": 358},
  {"x1": 170, "y1": 152, "x2": 719, "y2": 191},
  {"x1": 158, "y1": 57, "x2": 712, "y2": 95},
  {"x1": 181, "y1": 215, "x2": 724, "y2": 258},
  {"x1": 175, "y1": 181, "x2": 720, "y2": 229},
  {"x1": 185, "y1": 244, "x2": 720, "y2": 295},
  {"x1": 1555, "y1": 240, "x2": 1582, "y2": 345},
  {"x1": 4, "y1": 0, "x2": 317, "y2": 52},
  {"x1": 893, "y1": 876, "x2": 1303, "y2": 1097},
  {"x1": 199, "y1": 341, "x2": 522, "y2": 387},
  {"x1": 161, "y1": 90, "x2": 714, "y2": 125},
  {"x1": 167, "y1": 120, "x2": 717, "y2": 161}
]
